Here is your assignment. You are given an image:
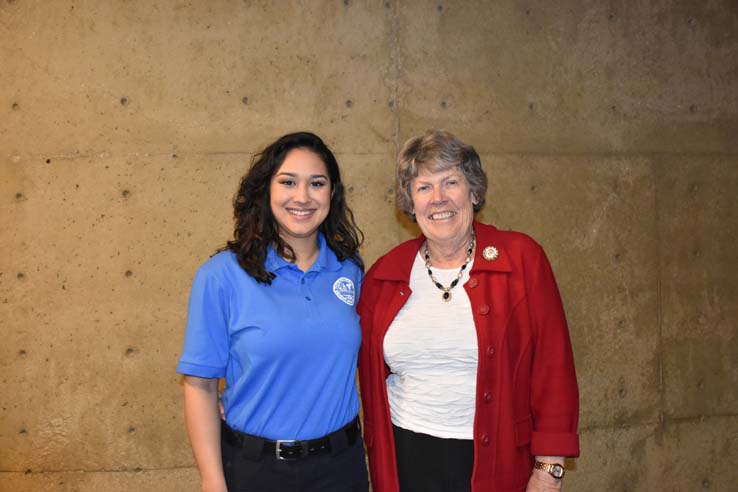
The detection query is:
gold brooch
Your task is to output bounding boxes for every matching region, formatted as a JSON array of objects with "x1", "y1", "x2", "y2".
[{"x1": 482, "y1": 246, "x2": 499, "y2": 261}]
